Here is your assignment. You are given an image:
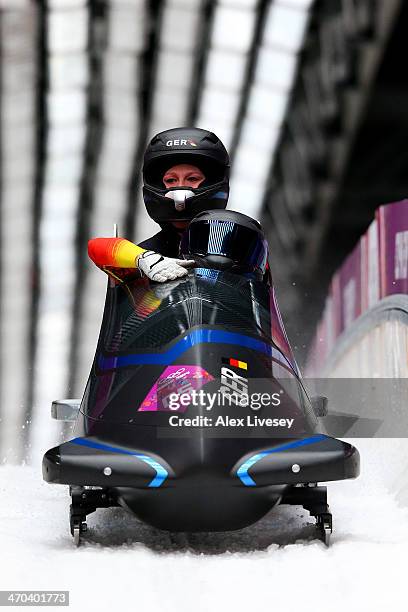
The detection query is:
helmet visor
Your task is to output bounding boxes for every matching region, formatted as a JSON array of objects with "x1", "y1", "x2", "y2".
[
  {"x1": 182, "y1": 219, "x2": 268, "y2": 274},
  {"x1": 144, "y1": 154, "x2": 228, "y2": 190}
]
